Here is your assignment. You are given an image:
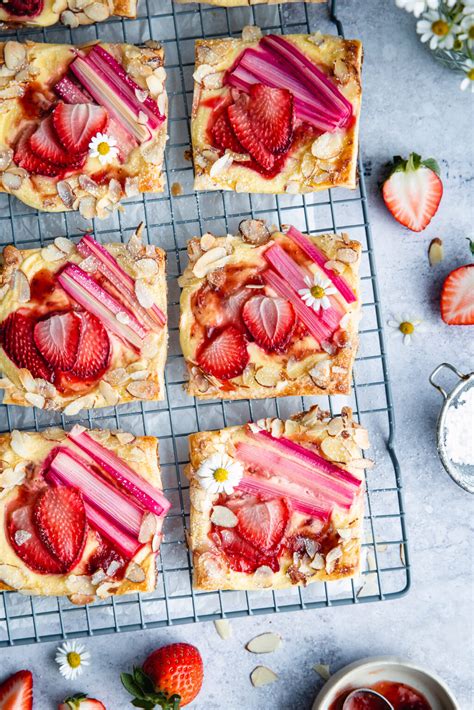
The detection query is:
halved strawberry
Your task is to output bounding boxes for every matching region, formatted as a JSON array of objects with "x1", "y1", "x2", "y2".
[
  {"x1": 196, "y1": 326, "x2": 249, "y2": 381},
  {"x1": 71, "y1": 311, "x2": 111, "y2": 380},
  {"x1": 242, "y1": 294, "x2": 296, "y2": 352},
  {"x1": 30, "y1": 115, "x2": 85, "y2": 167},
  {"x1": 382, "y1": 153, "x2": 443, "y2": 232},
  {"x1": 228, "y1": 98, "x2": 275, "y2": 171},
  {"x1": 34, "y1": 311, "x2": 81, "y2": 372},
  {"x1": 211, "y1": 111, "x2": 244, "y2": 154},
  {"x1": 248, "y1": 84, "x2": 294, "y2": 154},
  {"x1": 0, "y1": 311, "x2": 52, "y2": 381},
  {"x1": 235, "y1": 498, "x2": 289, "y2": 551},
  {"x1": 0, "y1": 670, "x2": 33, "y2": 710},
  {"x1": 52, "y1": 102, "x2": 109, "y2": 154},
  {"x1": 440, "y1": 265, "x2": 474, "y2": 325},
  {"x1": 34, "y1": 486, "x2": 87, "y2": 572},
  {"x1": 8, "y1": 502, "x2": 63, "y2": 574},
  {"x1": 14, "y1": 125, "x2": 63, "y2": 178},
  {"x1": 59, "y1": 693, "x2": 106, "y2": 710}
]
